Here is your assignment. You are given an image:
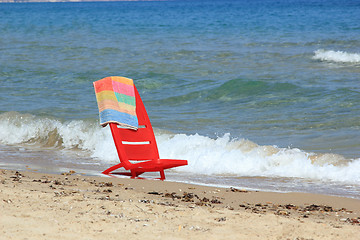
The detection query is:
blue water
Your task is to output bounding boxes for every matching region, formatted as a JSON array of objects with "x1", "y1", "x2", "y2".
[{"x1": 1, "y1": 0, "x2": 359, "y2": 198}]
